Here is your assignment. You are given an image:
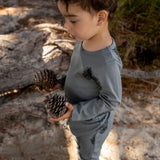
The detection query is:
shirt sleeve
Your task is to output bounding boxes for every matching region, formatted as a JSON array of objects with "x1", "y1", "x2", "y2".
[{"x1": 71, "y1": 60, "x2": 122, "y2": 121}]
